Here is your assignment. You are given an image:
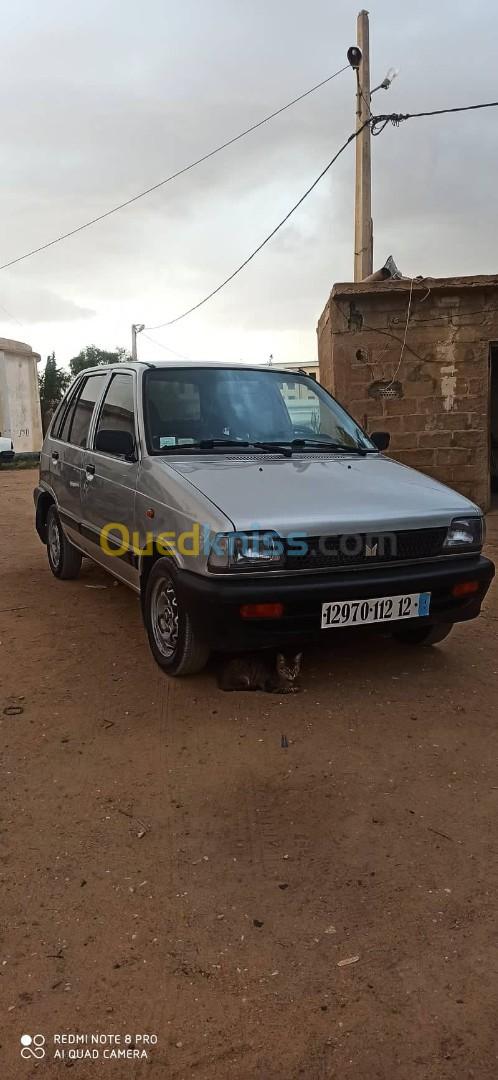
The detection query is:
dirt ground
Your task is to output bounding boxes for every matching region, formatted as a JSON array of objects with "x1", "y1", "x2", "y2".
[{"x1": 1, "y1": 470, "x2": 498, "y2": 1080}]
